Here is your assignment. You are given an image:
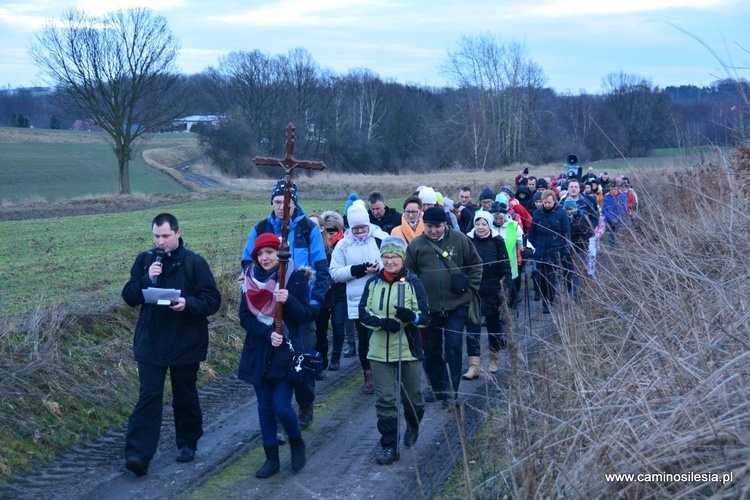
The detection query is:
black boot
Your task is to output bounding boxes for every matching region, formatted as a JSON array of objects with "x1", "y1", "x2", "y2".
[
  {"x1": 256, "y1": 445, "x2": 280, "y2": 478},
  {"x1": 403, "y1": 408, "x2": 424, "y2": 448},
  {"x1": 376, "y1": 418, "x2": 399, "y2": 464},
  {"x1": 289, "y1": 437, "x2": 306, "y2": 473},
  {"x1": 328, "y1": 352, "x2": 341, "y2": 371}
]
